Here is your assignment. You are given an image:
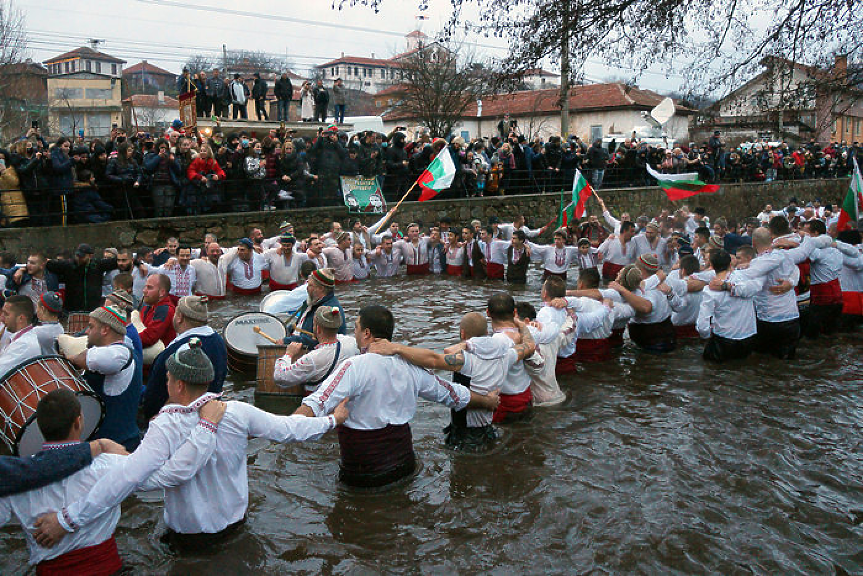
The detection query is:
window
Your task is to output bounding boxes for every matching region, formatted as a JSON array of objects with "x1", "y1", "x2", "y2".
[
  {"x1": 390, "y1": 69, "x2": 394, "y2": 79},
  {"x1": 111, "y1": 64, "x2": 117, "y2": 75},
  {"x1": 590, "y1": 125, "x2": 603, "y2": 142},
  {"x1": 856, "y1": 118, "x2": 862, "y2": 135},
  {"x1": 87, "y1": 113, "x2": 112, "y2": 136},
  {"x1": 380, "y1": 69, "x2": 385, "y2": 79},
  {"x1": 95, "y1": 62, "x2": 101, "y2": 73},
  {"x1": 85, "y1": 87, "x2": 113, "y2": 99},
  {"x1": 64, "y1": 62, "x2": 70, "y2": 73},
  {"x1": 59, "y1": 114, "x2": 78, "y2": 135},
  {"x1": 55, "y1": 87, "x2": 84, "y2": 100},
  {"x1": 86, "y1": 60, "x2": 91, "y2": 72},
  {"x1": 354, "y1": 67, "x2": 359, "y2": 76},
  {"x1": 70, "y1": 60, "x2": 76, "y2": 72}
]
